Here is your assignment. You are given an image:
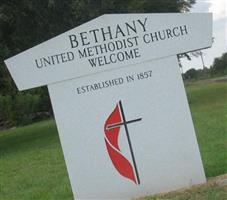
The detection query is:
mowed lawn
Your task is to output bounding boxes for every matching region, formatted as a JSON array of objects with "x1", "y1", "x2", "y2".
[
  {"x1": 0, "y1": 120, "x2": 73, "y2": 200},
  {"x1": 0, "y1": 80, "x2": 226, "y2": 200},
  {"x1": 186, "y1": 80, "x2": 227, "y2": 177}
]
